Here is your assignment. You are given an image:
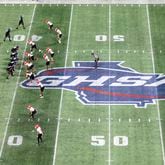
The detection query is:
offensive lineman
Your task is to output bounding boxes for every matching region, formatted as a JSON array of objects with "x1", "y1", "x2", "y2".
[
  {"x1": 27, "y1": 40, "x2": 38, "y2": 52},
  {"x1": 26, "y1": 71, "x2": 35, "y2": 82}
]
